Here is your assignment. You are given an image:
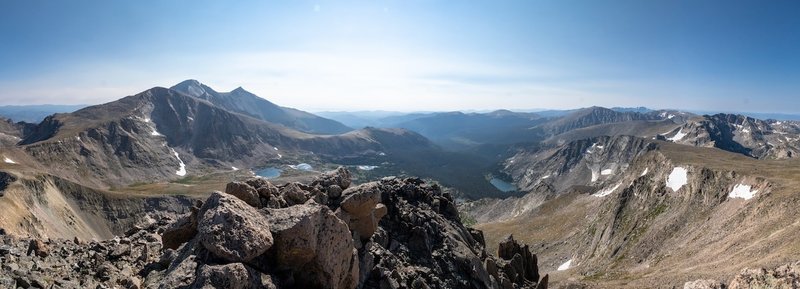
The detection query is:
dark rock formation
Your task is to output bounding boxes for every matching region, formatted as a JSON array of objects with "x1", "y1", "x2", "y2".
[
  {"x1": 496, "y1": 235, "x2": 540, "y2": 284},
  {"x1": 0, "y1": 171, "x2": 16, "y2": 196},
  {"x1": 0, "y1": 167, "x2": 547, "y2": 289}
]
